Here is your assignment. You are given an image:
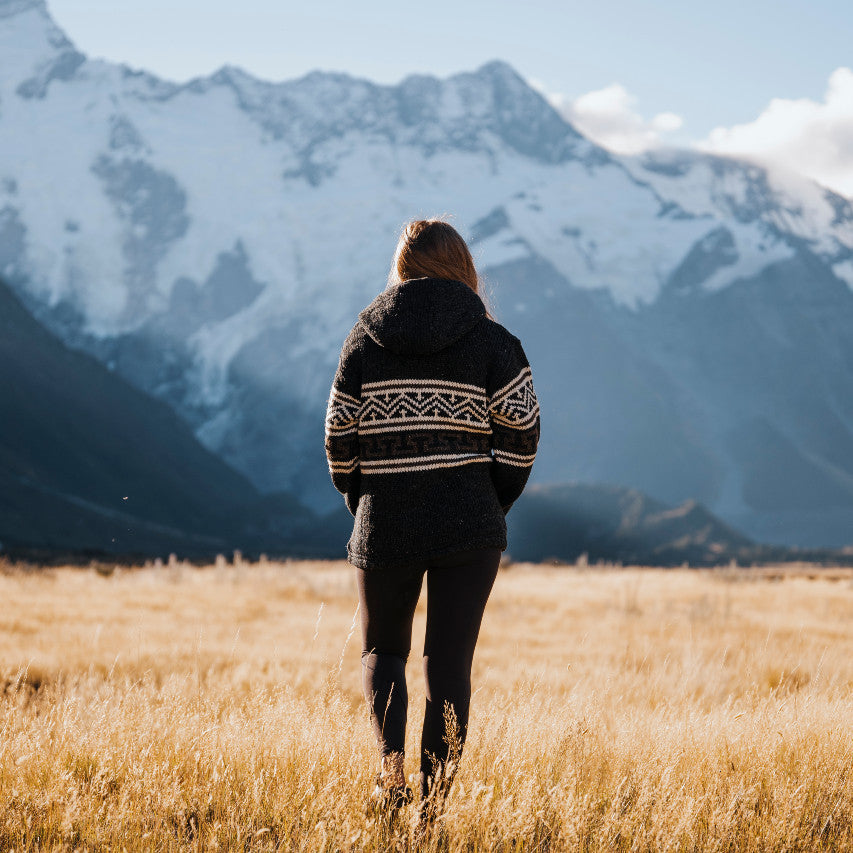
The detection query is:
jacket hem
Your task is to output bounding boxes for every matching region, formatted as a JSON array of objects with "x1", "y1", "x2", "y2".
[{"x1": 347, "y1": 534, "x2": 507, "y2": 571}]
